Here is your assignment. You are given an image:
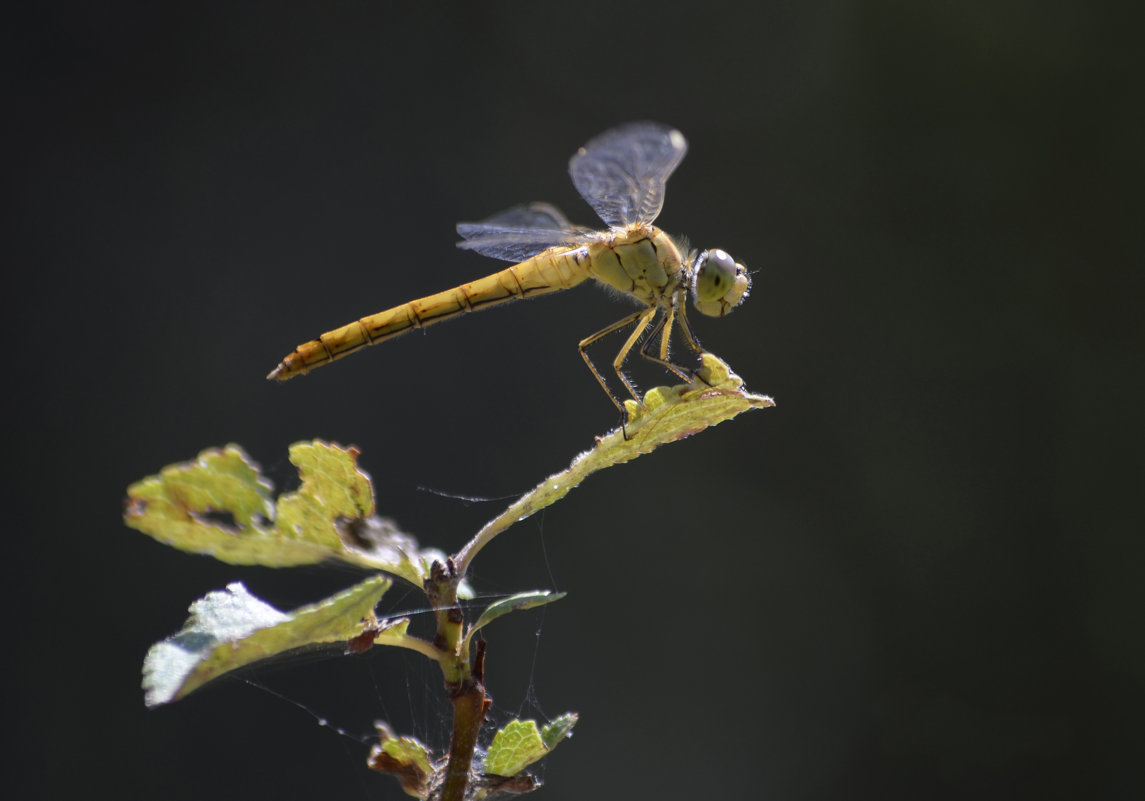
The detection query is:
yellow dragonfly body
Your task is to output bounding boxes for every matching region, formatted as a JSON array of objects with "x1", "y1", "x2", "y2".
[{"x1": 268, "y1": 123, "x2": 751, "y2": 410}]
